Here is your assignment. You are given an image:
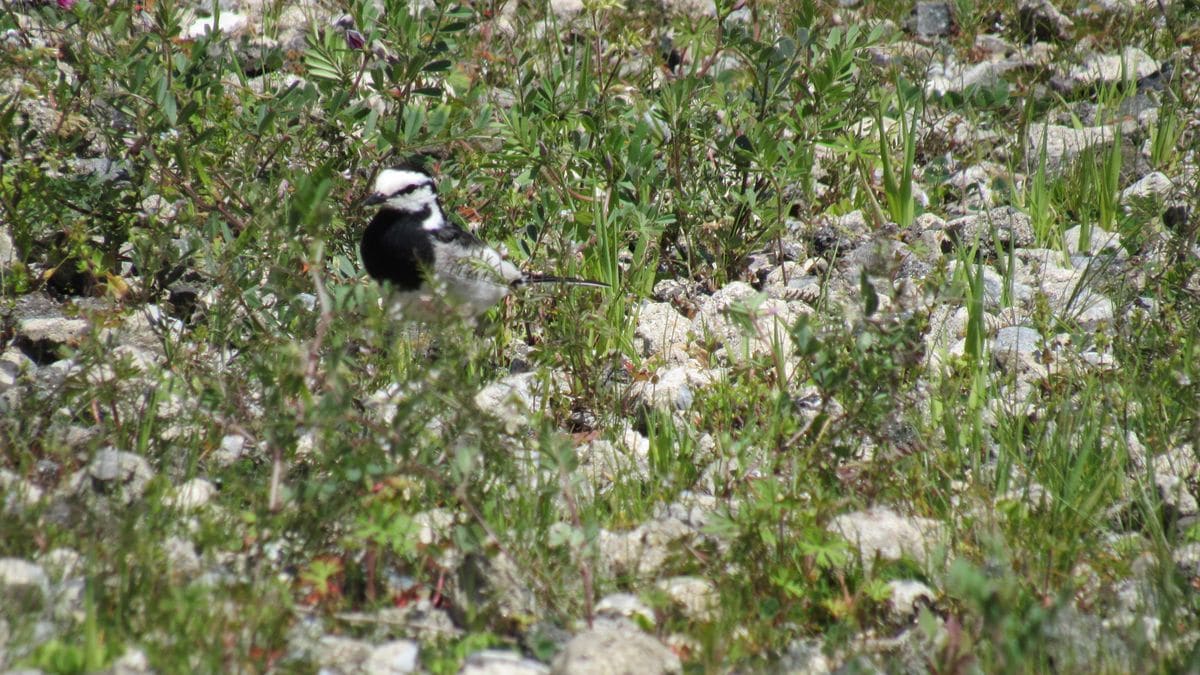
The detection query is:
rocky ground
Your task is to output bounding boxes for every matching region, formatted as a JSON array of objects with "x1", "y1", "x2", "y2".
[{"x1": 1, "y1": 0, "x2": 1198, "y2": 673}]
